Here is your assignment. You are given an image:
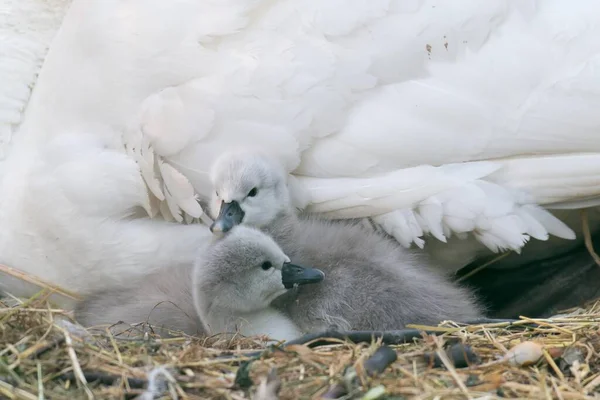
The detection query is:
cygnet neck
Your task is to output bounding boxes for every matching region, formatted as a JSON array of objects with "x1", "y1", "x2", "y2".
[{"x1": 260, "y1": 207, "x2": 299, "y2": 240}]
